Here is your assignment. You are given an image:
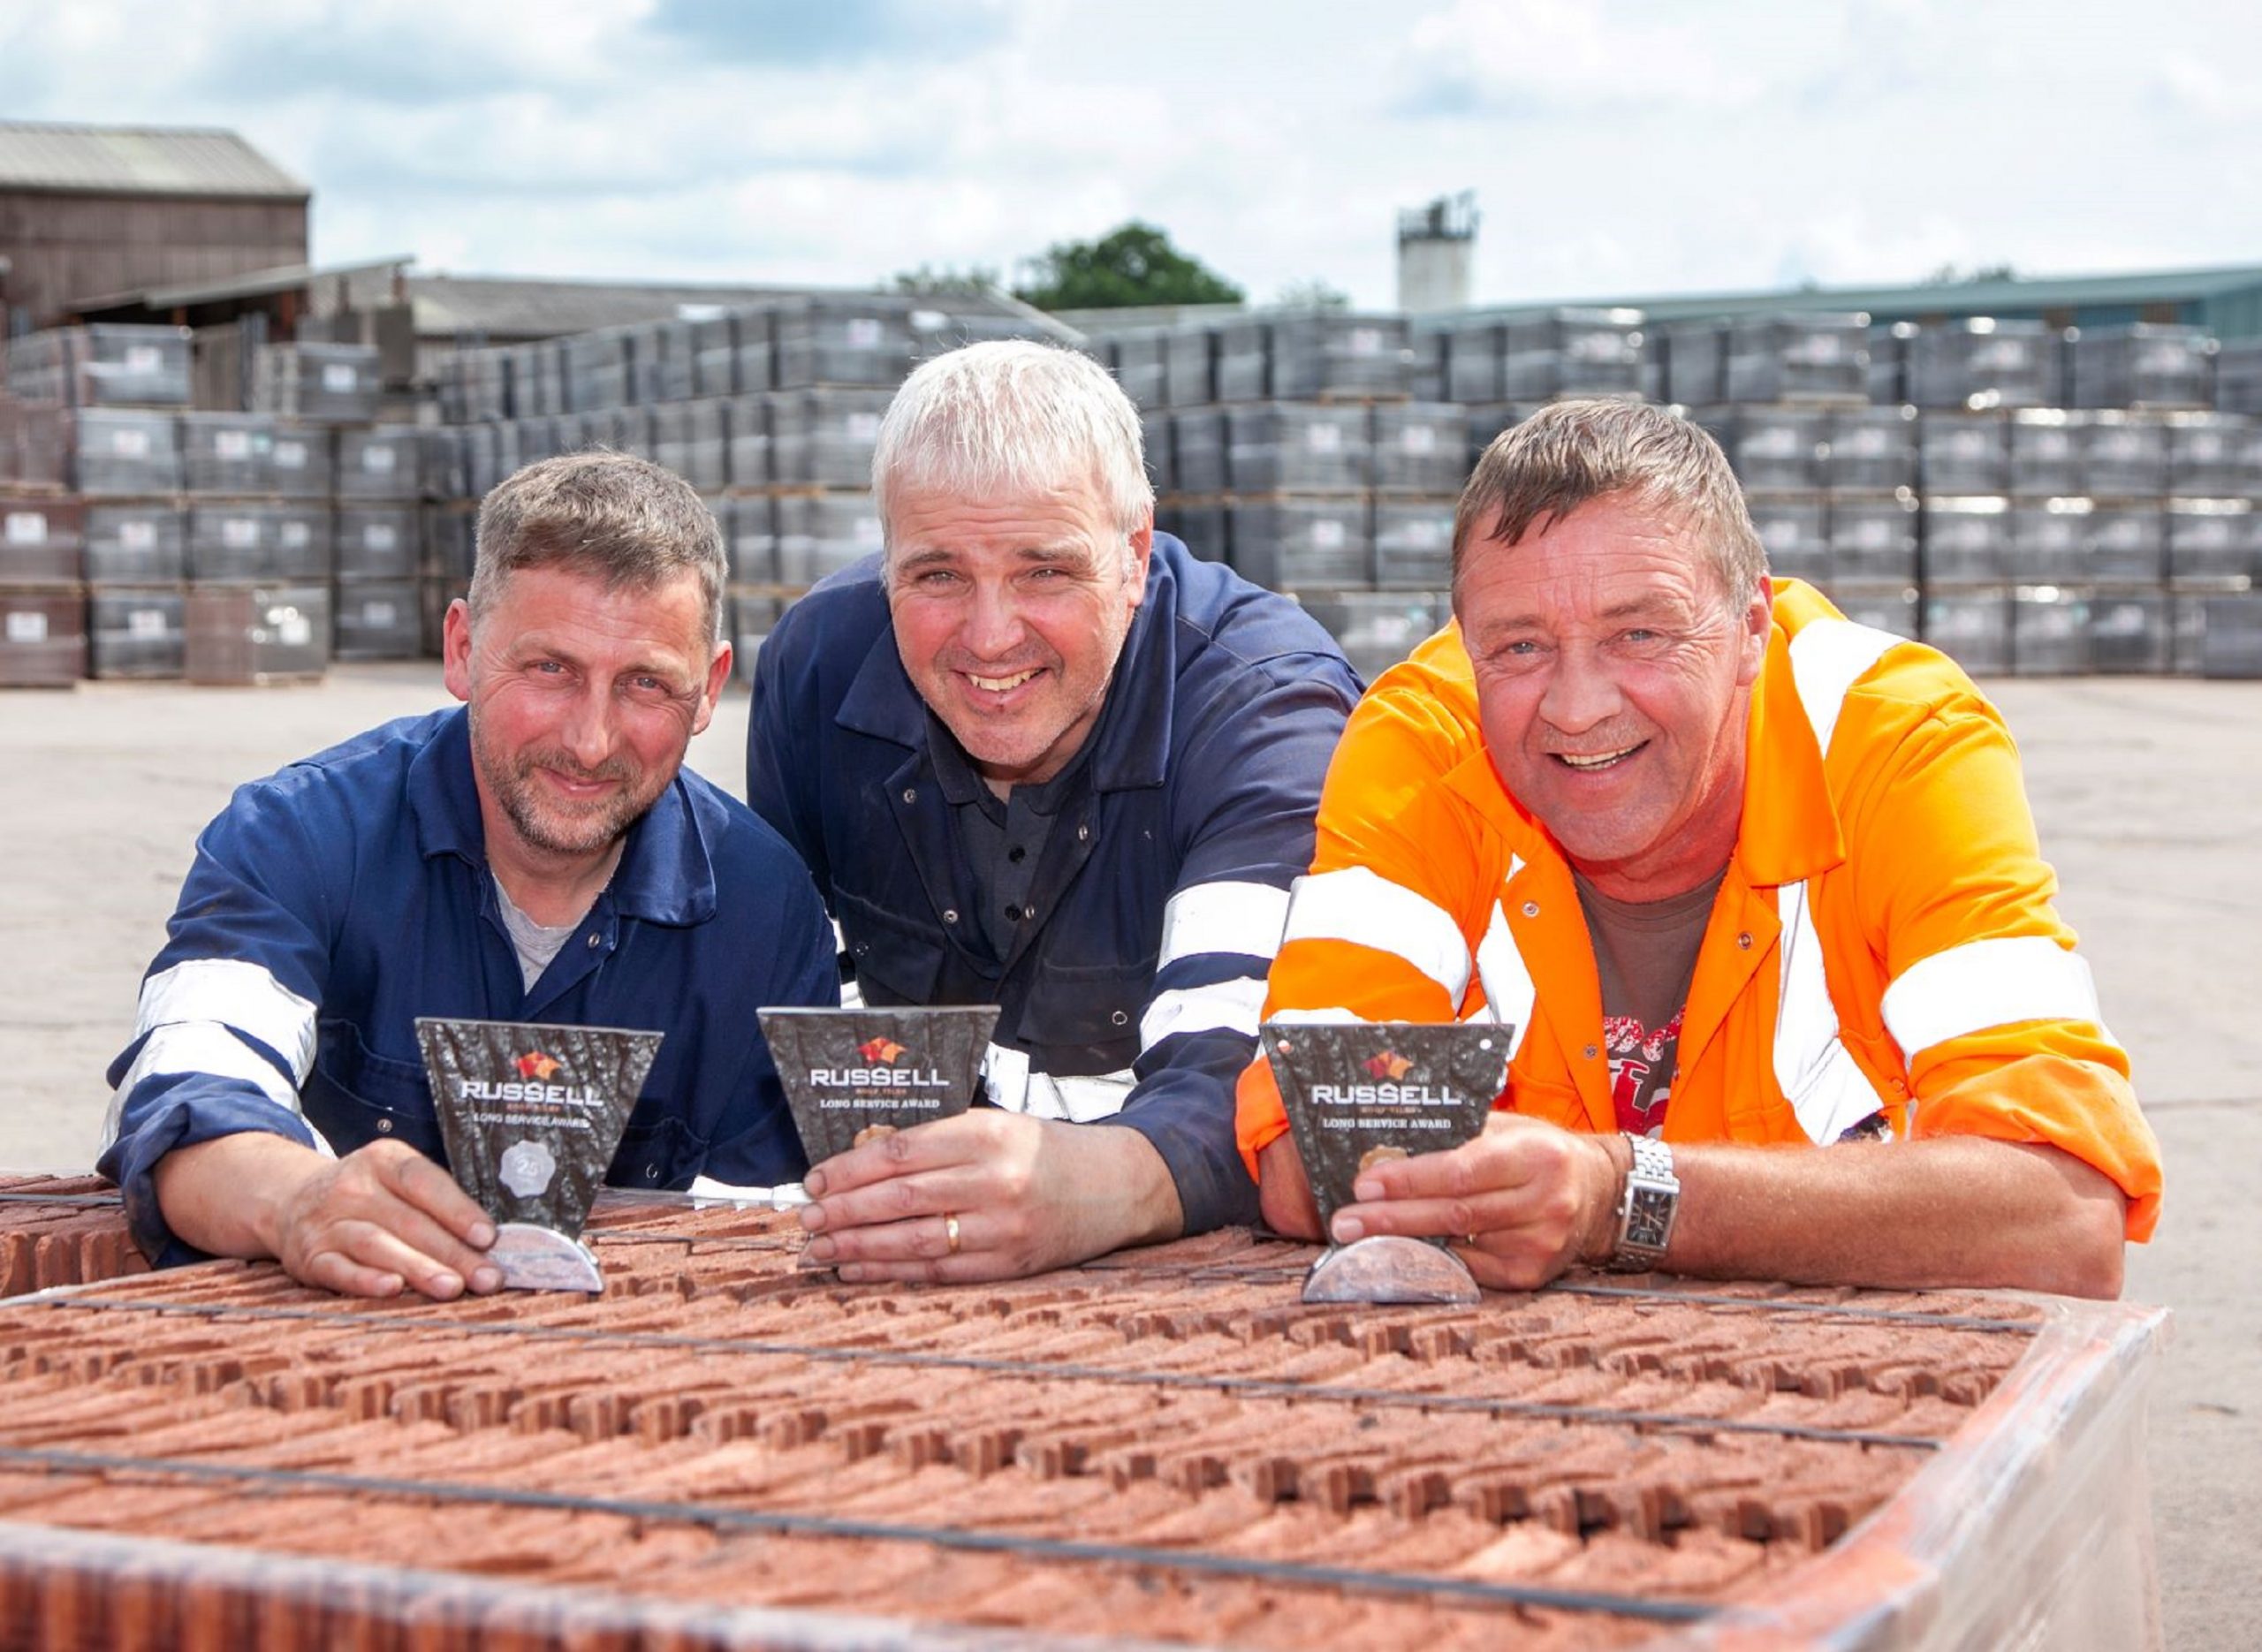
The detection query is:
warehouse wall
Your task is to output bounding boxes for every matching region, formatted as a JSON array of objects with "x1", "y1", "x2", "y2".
[{"x1": 0, "y1": 191, "x2": 308, "y2": 329}]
